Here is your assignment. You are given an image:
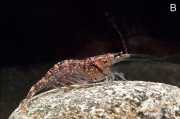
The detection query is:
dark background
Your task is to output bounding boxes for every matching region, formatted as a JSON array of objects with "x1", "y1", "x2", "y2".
[{"x1": 1, "y1": 1, "x2": 180, "y2": 118}]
